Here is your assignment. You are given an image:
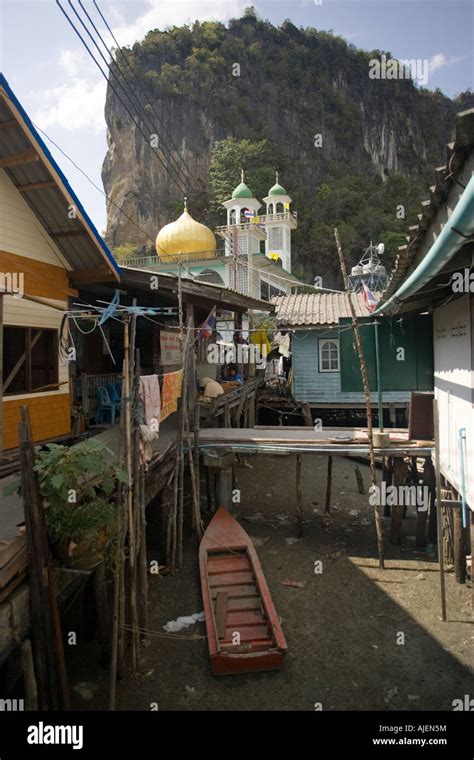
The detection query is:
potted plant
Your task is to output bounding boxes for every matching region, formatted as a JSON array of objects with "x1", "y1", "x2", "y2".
[{"x1": 6, "y1": 438, "x2": 128, "y2": 571}]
